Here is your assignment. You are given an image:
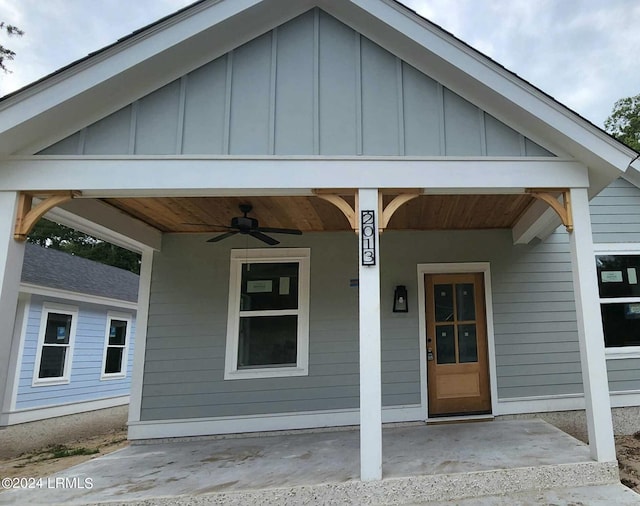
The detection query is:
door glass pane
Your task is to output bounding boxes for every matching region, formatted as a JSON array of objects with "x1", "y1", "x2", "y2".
[
  {"x1": 436, "y1": 324, "x2": 455, "y2": 364},
  {"x1": 434, "y1": 284, "x2": 454, "y2": 322},
  {"x1": 458, "y1": 324, "x2": 478, "y2": 363},
  {"x1": 456, "y1": 283, "x2": 475, "y2": 321},
  {"x1": 241, "y1": 263, "x2": 299, "y2": 311},
  {"x1": 238, "y1": 315, "x2": 298, "y2": 368}
]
